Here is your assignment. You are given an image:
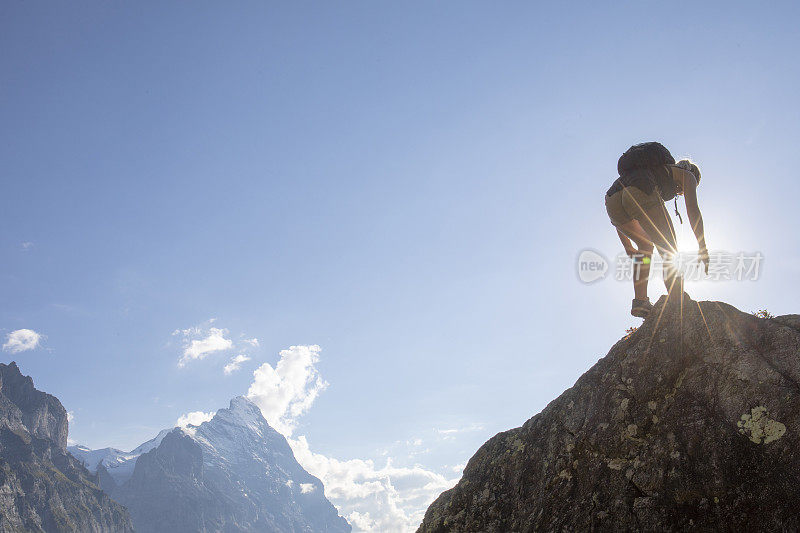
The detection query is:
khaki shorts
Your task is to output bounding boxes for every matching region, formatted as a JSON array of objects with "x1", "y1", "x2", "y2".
[{"x1": 605, "y1": 186, "x2": 663, "y2": 227}]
